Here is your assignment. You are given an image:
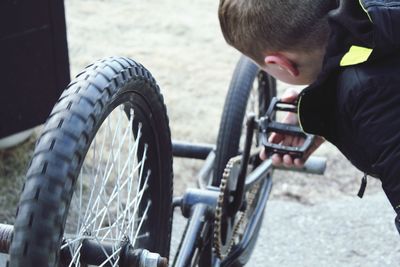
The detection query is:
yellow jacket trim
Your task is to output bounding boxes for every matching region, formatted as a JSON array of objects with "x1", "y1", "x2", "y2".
[
  {"x1": 297, "y1": 94, "x2": 305, "y2": 132},
  {"x1": 340, "y1": 45, "x2": 373, "y2": 67},
  {"x1": 359, "y1": 0, "x2": 373, "y2": 22}
]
